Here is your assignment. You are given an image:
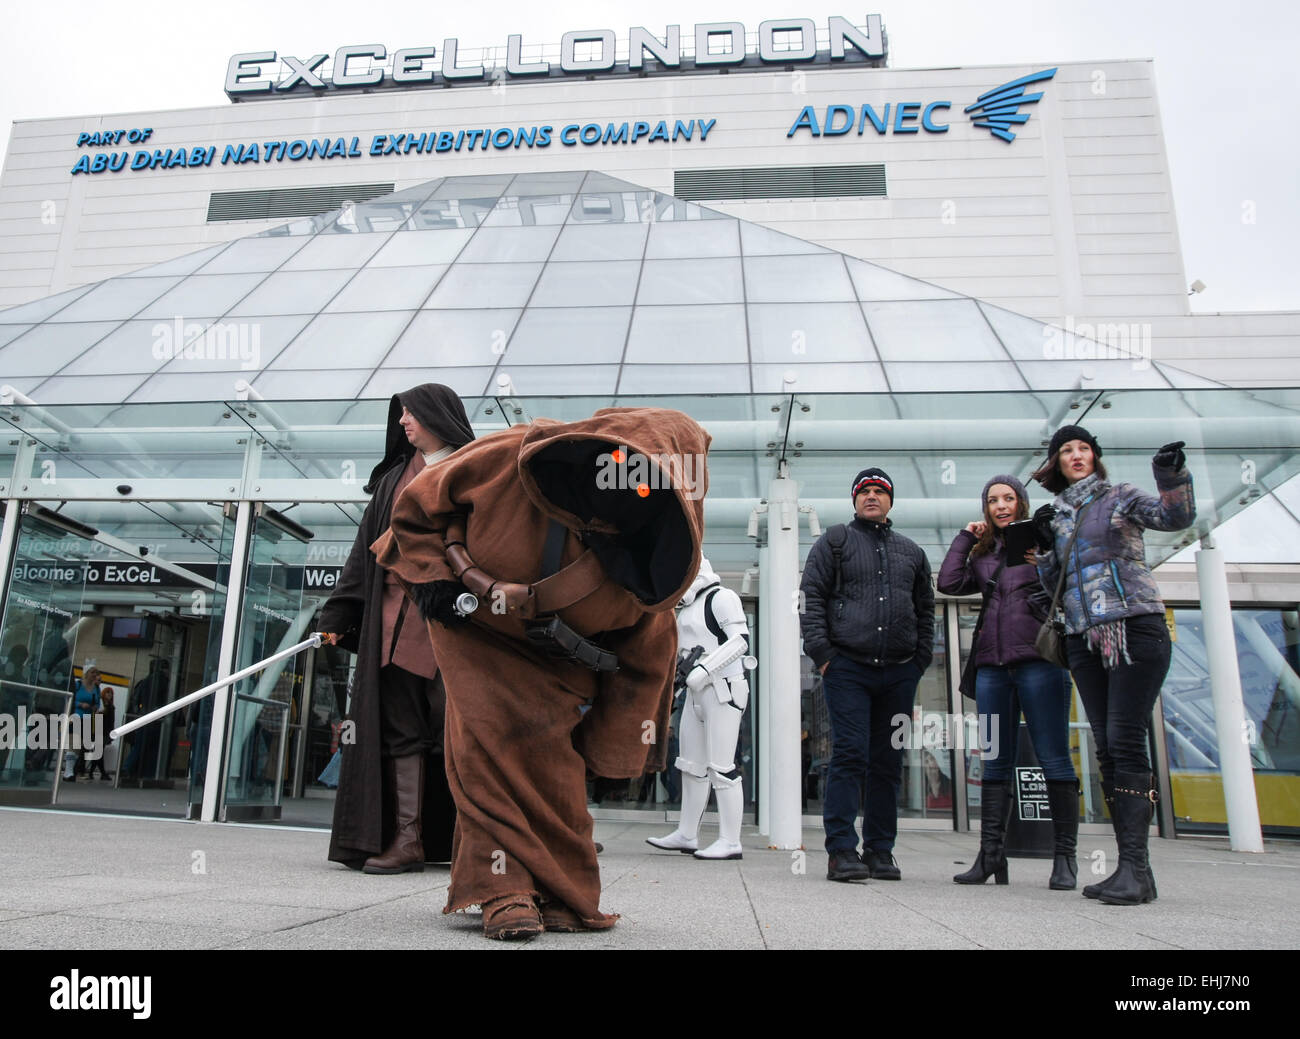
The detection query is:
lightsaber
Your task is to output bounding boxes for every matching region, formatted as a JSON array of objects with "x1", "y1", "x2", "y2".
[{"x1": 109, "y1": 634, "x2": 323, "y2": 741}]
